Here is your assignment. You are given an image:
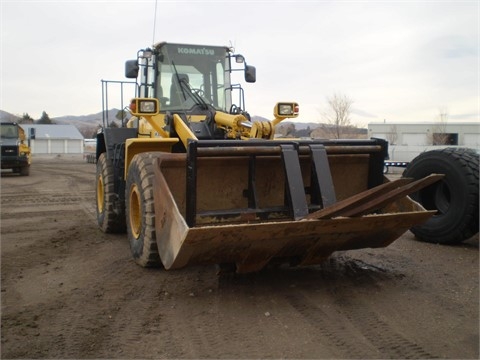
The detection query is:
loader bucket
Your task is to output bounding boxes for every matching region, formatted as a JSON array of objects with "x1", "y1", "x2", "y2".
[{"x1": 153, "y1": 139, "x2": 435, "y2": 273}]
